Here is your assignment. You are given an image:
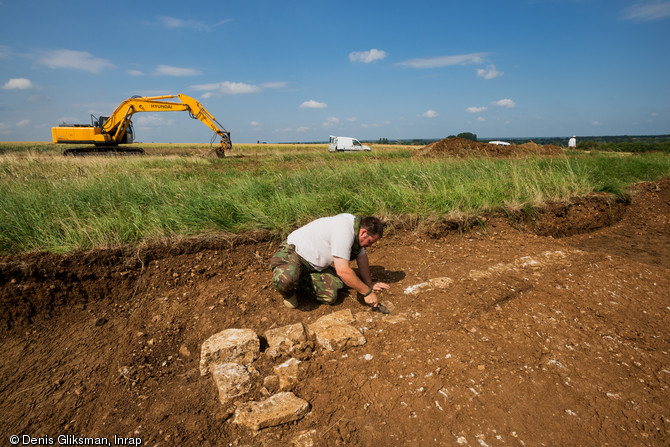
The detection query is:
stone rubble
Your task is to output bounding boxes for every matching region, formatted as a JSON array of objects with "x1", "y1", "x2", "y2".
[
  {"x1": 274, "y1": 358, "x2": 302, "y2": 390},
  {"x1": 200, "y1": 309, "x2": 394, "y2": 430},
  {"x1": 232, "y1": 392, "x2": 311, "y2": 430},
  {"x1": 199, "y1": 328, "x2": 260, "y2": 376},
  {"x1": 307, "y1": 309, "x2": 367, "y2": 351},
  {"x1": 265, "y1": 322, "x2": 307, "y2": 350},
  {"x1": 211, "y1": 362, "x2": 252, "y2": 406}
]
